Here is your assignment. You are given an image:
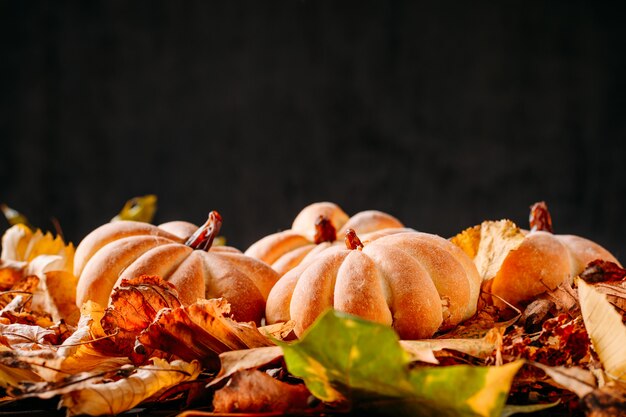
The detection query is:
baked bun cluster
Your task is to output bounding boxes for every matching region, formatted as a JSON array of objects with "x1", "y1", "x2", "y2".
[
  {"x1": 245, "y1": 202, "x2": 406, "y2": 276},
  {"x1": 70, "y1": 200, "x2": 621, "y2": 340}
]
